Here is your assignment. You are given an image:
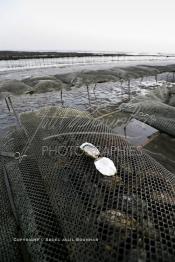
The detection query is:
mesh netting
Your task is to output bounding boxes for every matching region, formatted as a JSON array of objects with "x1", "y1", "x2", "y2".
[
  {"x1": 120, "y1": 84, "x2": 175, "y2": 136},
  {"x1": 121, "y1": 102, "x2": 175, "y2": 136},
  {"x1": 0, "y1": 162, "x2": 23, "y2": 262},
  {"x1": 0, "y1": 107, "x2": 175, "y2": 262}
]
